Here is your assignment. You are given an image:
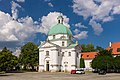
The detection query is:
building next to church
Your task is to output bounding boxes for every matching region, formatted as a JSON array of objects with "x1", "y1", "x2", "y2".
[
  {"x1": 38, "y1": 16, "x2": 82, "y2": 72},
  {"x1": 81, "y1": 42, "x2": 120, "y2": 71},
  {"x1": 106, "y1": 42, "x2": 120, "y2": 57},
  {"x1": 81, "y1": 52, "x2": 98, "y2": 71}
]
